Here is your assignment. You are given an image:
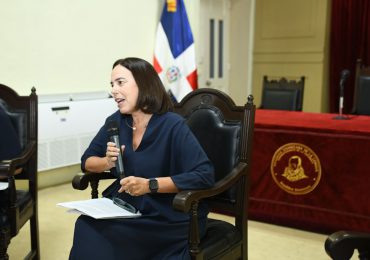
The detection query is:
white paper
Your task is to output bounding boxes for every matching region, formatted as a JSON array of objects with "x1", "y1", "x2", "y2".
[
  {"x1": 0, "y1": 182, "x2": 8, "y2": 190},
  {"x1": 57, "y1": 198, "x2": 141, "y2": 219}
]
